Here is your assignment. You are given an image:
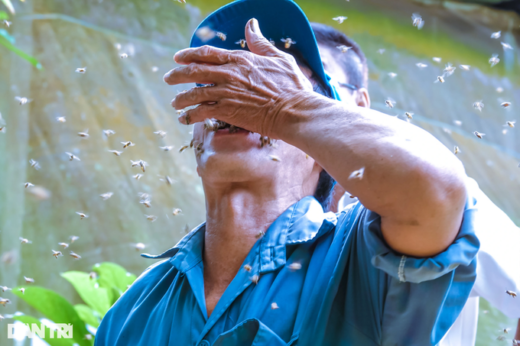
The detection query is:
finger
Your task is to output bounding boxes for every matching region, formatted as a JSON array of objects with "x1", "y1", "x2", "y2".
[
  {"x1": 174, "y1": 45, "x2": 239, "y2": 65},
  {"x1": 172, "y1": 85, "x2": 227, "y2": 110},
  {"x1": 177, "y1": 104, "x2": 219, "y2": 126},
  {"x1": 163, "y1": 64, "x2": 228, "y2": 85},
  {"x1": 245, "y1": 18, "x2": 284, "y2": 58}
]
